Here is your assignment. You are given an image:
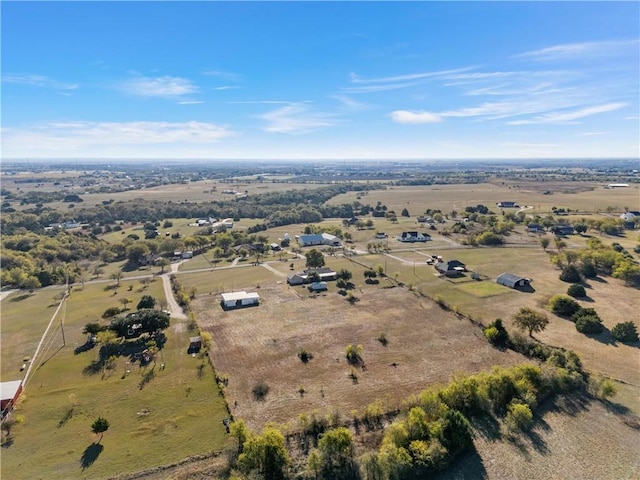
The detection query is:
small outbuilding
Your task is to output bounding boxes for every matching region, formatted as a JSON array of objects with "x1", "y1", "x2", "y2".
[
  {"x1": 220, "y1": 291, "x2": 260, "y2": 309},
  {"x1": 1, "y1": 380, "x2": 23, "y2": 413},
  {"x1": 435, "y1": 260, "x2": 466, "y2": 277},
  {"x1": 188, "y1": 336, "x2": 202, "y2": 353},
  {"x1": 496, "y1": 273, "x2": 531, "y2": 289},
  {"x1": 309, "y1": 281, "x2": 328, "y2": 292}
]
